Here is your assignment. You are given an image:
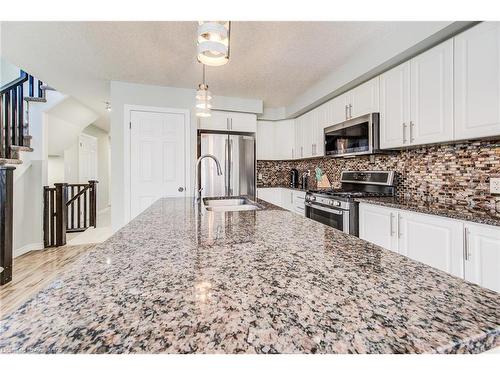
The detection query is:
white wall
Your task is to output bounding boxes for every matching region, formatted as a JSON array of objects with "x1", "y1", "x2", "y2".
[
  {"x1": 0, "y1": 56, "x2": 19, "y2": 86},
  {"x1": 110, "y1": 80, "x2": 263, "y2": 231},
  {"x1": 82, "y1": 124, "x2": 111, "y2": 212},
  {"x1": 63, "y1": 142, "x2": 79, "y2": 184},
  {"x1": 47, "y1": 156, "x2": 64, "y2": 186}
]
